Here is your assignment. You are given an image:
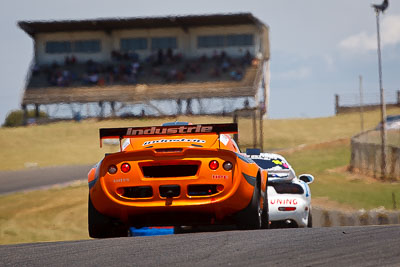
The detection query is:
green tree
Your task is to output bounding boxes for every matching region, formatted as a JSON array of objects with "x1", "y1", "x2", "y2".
[{"x1": 2, "y1": 109, "x2": 48, "y2": 127}]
